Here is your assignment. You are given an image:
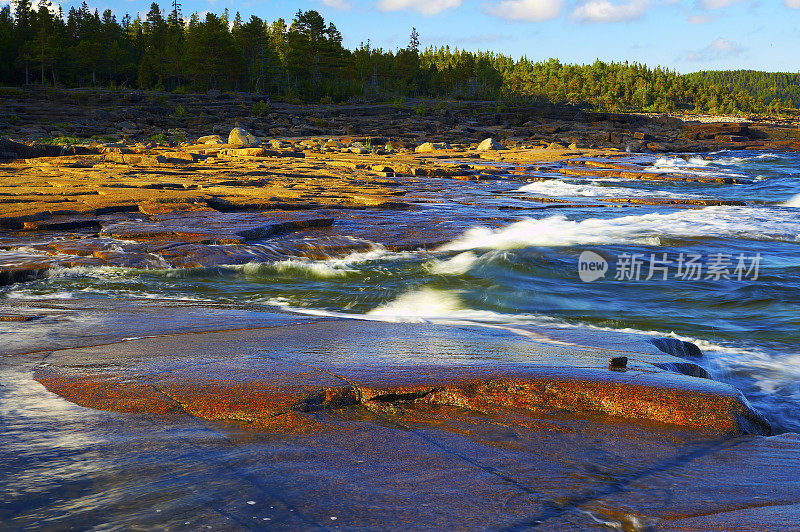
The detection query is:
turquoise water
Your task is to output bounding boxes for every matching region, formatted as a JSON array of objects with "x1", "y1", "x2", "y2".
[{"x1": 2, "y1": 150, "x2": 799, "y2": 432}]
